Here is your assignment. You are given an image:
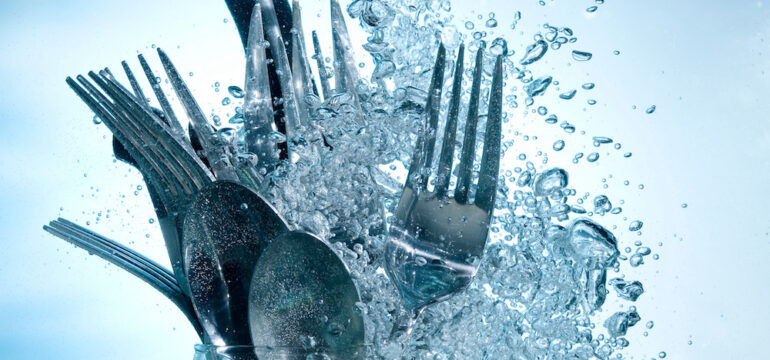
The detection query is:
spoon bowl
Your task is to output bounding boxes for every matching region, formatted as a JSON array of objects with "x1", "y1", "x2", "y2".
[
  {"x1": 248, "y1": 231, "x2": 365, "y2": 359},
  {"x1": 183, "y1": 181, "x2": 289, "y2": 347}
]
